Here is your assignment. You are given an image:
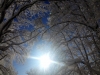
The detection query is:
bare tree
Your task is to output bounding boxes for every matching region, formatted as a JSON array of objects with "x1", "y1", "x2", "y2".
[
  {"x1": 27, "y1": 0, "x2": 100, "y2": 75},
  {"x1": 0, "y1": 0, "x2": 50, "y2": 75}
]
